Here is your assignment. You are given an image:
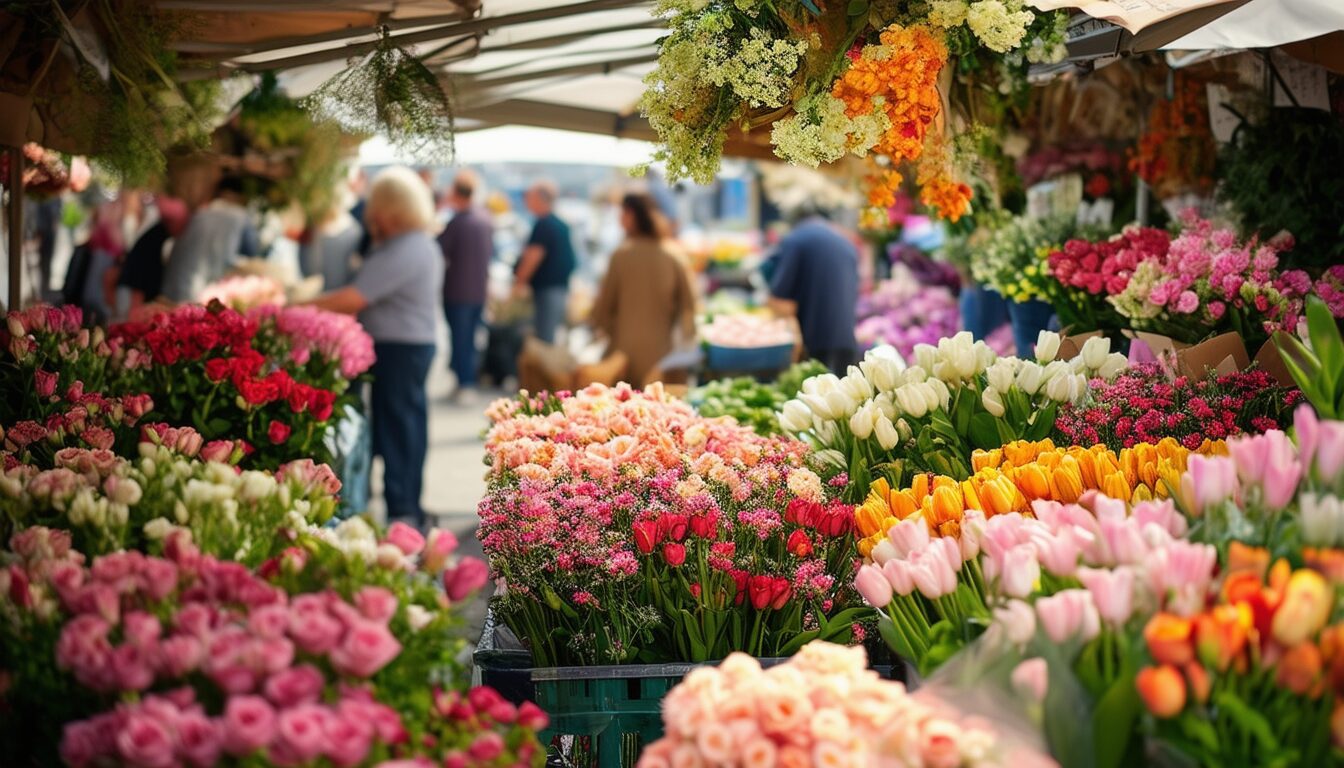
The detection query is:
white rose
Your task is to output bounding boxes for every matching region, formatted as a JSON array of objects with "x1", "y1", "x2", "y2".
[
  {"x1": 407, "y1": 604, "x2": 434, "y2": 633},
  {"x1": 239, "y1": 471, "x2": 276, "y2": 503},
  {"x1": 1035, "y1": 330, "x2": 1061, "y2": 363},
  {"x1": 982, "y1": 387, "x2": 1006, "y2": 418}
]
